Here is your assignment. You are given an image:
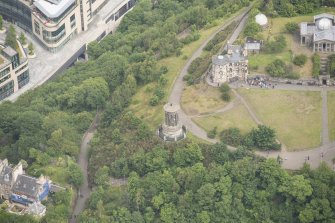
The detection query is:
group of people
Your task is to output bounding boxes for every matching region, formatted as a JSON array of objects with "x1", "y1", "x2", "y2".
[{"x1": 247, "y1": 76, "x2": 275, "y2": 88}]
